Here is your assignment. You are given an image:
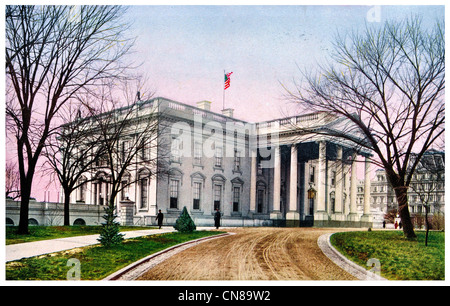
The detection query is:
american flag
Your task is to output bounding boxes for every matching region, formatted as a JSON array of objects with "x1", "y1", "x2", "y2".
[{"x1": 224, "y1": 72, "x2": 233, "y2": 90}]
